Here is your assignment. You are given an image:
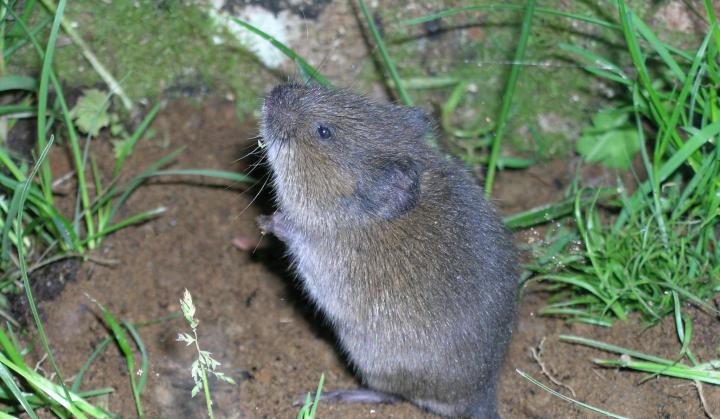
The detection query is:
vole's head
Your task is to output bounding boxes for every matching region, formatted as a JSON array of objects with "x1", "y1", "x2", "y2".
[{"x1": 260, "y1": 83, "x2": 435, "y2": 229}]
